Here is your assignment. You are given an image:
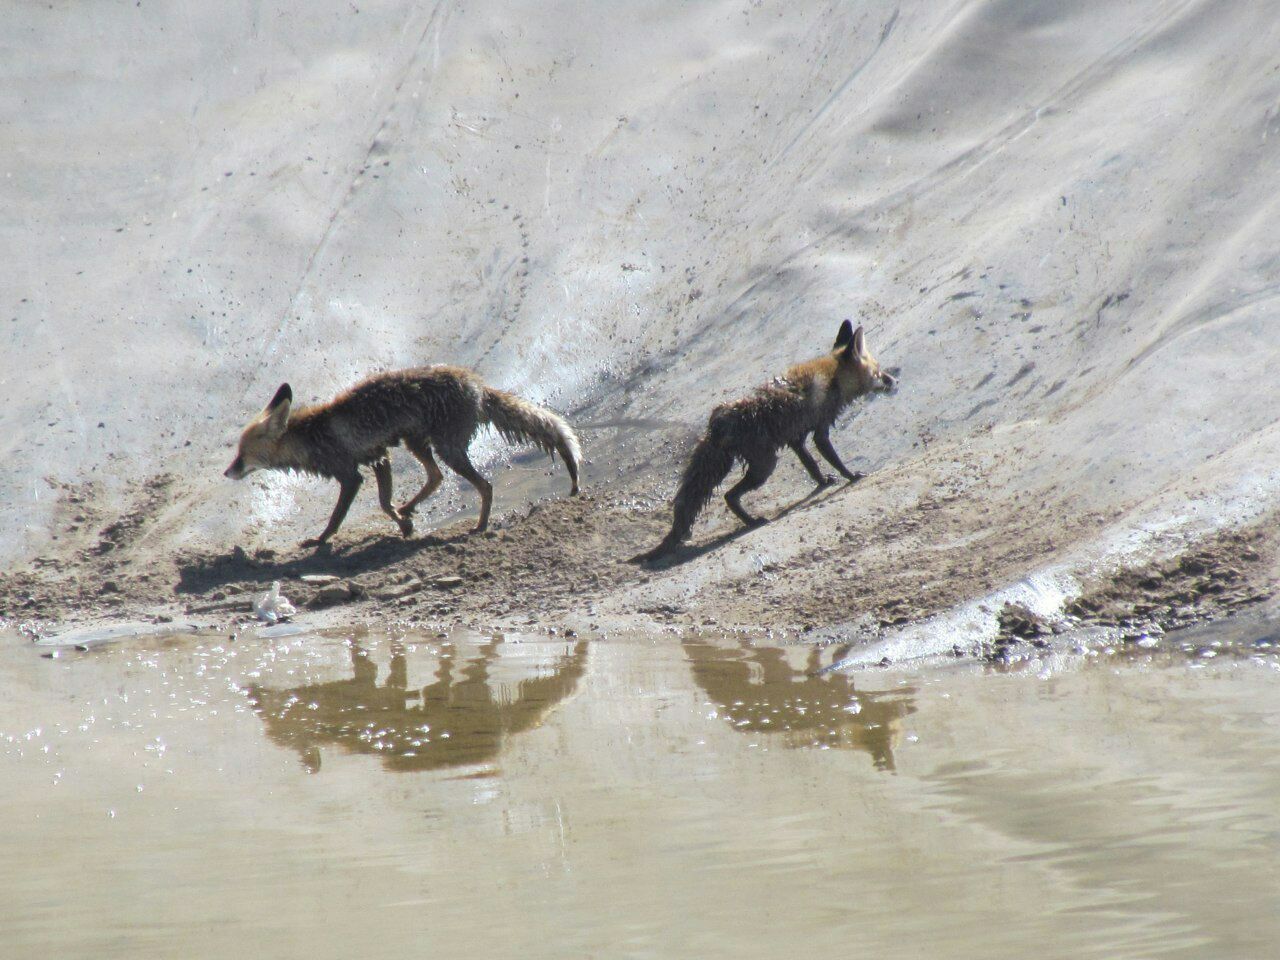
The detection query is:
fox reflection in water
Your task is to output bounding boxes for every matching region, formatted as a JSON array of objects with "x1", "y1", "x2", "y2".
[
  {"x1": 684, "y1": 641, "x2": 916, "y2": 771},
  {"x1": 245, "y1": 637, "x2": 588, "y2": 773}
]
